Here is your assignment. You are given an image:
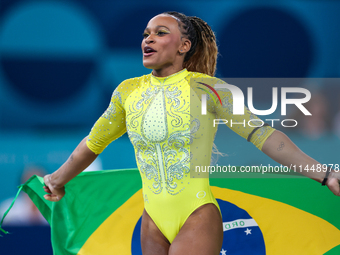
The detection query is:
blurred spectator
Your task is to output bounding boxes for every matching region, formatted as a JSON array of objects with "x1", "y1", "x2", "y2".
[
  {"x1": 289, "y1": 91, "x2": 331, "y2": 139},
  {"x1": 332, "y1": 94, "x2": 340, "y2": 138},
  {"x1": 0, "y1": 165, "x2": 48, "y2": 226}
]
